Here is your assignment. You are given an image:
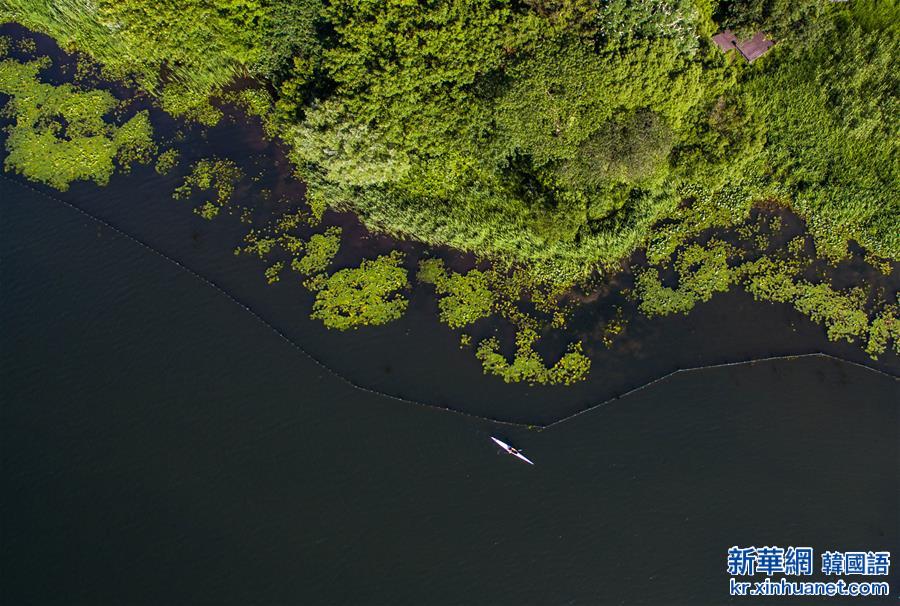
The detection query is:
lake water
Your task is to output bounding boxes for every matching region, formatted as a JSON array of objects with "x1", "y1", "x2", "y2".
[
  {"x1": 2, "y1": 169, "x2": 898, "y2": 605},
  {"x1": 1, "y1": 23, "x2": 899, "y2": 602}
]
